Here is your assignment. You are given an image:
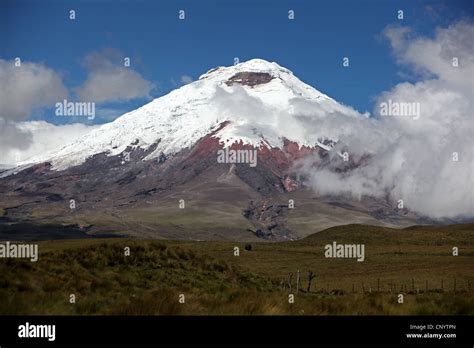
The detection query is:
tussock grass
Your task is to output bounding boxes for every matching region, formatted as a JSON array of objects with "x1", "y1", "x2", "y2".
[{"x1": 0, "y1": 223, "x2": 473, "y2": 315}]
